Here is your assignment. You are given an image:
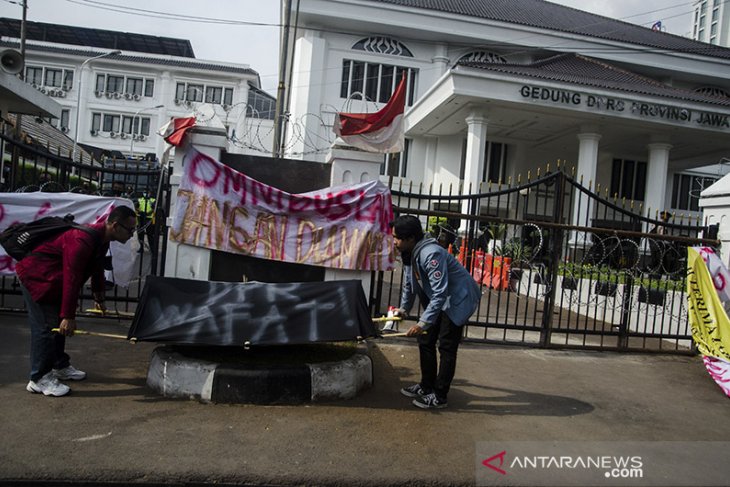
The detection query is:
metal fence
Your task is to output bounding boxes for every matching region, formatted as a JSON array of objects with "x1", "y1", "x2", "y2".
[
  {"x1": 372, "y1": 167, "x2": 718, "y2": 353},
  {"x1": 0, "y1": 129, "x2": 170, "y2": 315}
]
